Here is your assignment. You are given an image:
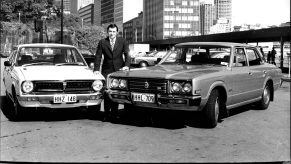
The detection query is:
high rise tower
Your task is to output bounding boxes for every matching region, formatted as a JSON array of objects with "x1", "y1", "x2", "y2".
[{"x1": 143, "y1": 0, "x2": 200, "y2": 41}]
